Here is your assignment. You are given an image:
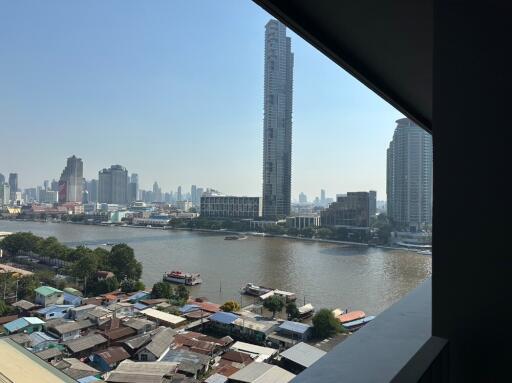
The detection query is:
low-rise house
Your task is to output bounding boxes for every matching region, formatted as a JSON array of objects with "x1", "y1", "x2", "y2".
[
  {"x1": 135, "y1": 327, "x2": 176, "y2": 361},
  {"x1": 279, "y1": 342, "x2": 327, "y2": 374},
  {"x1": 35, "y1": 347, "x2": 63, "y2": 362},
  {"x1": 127, "y1": 290, "x2": 151, "y2": 303},
  {"x1": 160, "y1": 347, "x2": 211, "y2": 379},
  {"x1": 118, "y1": 327, "x2": 161, "y2": 355},
  {"x1": 103, "y1": 325, "x2": 136, "y2": 343},
  {"x1": 0, "y1": 314, "x2": 19, "y2": 328},
  {"x1": 69, "y1": 304, "x2": 97, "y2": 321},
  {"x1": 208, "y1": 312, "x2": 240, "y2": 333},
  {"x1": 92, "y1": 346, "x2": 130, "y2": 371},
  {"x1": 3, "y1": 316, "x2": 45, "y2": 335},
  {"x1": 36, "y1": 304, "x2": 74, "y2": 320},
  {"x1": 139, "y1": 298, "x2": 168, "y2": 307},
  {"x1": 29, "y1": 331, "x2": 59, "y2": 351},
  {"x1": 276, "y1": 321, "x2": 314, "y2": 342},
  {"x1": 12, "y1": 299, "x2": 39, "y2": 314},
  {"x1": 63, "y1": 333, "x2": 107, "y2": 357},
  {"x1": 187, "y1": 298, "x2": 221, "y2": 313},
  {"x1": 87, "y1": 306, "x2": 112, "y2": 326},
  {"x1": 46, "y1": 320, "x2": 81, "y2": 341},
  {"x1": 230, "y1": 342, "x2": 278, "y2": 363},
  {"x1": 35, "y1": 286, "x2": 64, "y2": 307},
  {"x1": 54, "y1": 358, "x2": 101, "y2": 381},
  {"x1": 8, "y1": 333, "x2": 32, "y2": 347},
  {"x1": 141, "y1": 307, "x2": 186, "y2": 328},
  {"x1": 104, "y1": 360, "x2": 178, "y2": 383},
  {"x1": 63, "y1": 292, "x2": 83, "y2": 307},
  {"x1": 231, "y1": 316, "x2": 279, "y2": 343},
  {"x1": 216, "y1": 350, "x2": 253, "y2": 378},
  {"x1": 123, "y1": 317, "x2": 156, "y2": 334},
  {"x1": 228, "y1": 362, "x2": 295, "y2": 383}
]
